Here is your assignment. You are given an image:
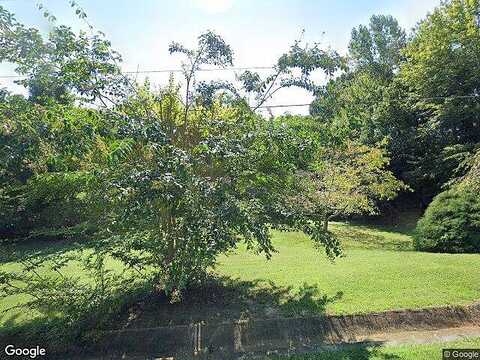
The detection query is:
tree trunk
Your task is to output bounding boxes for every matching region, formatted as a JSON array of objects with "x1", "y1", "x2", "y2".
[{"x1": 323, "y1": 218, "x2": 329, "y2": 232}]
